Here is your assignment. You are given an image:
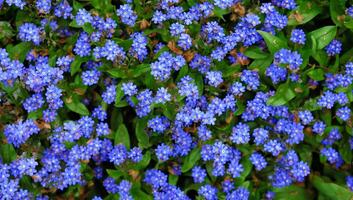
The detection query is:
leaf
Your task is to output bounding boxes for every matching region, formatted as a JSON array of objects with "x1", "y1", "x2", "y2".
[
  {"x1": 114, "y1": 124, "x2": 130, "y2": 149},
  {"x1": 133, "y1": 151, "x2": 151, "y2": 170},
  {"x1": 213, "y1": 7, "x2": 230, "y2": 19},
  {"x1": 235, "y1": 158, "x2": 252, "y2": 183},
  {"x1": 235, "y1": 100, "x2": 245, "y2": 116},
  {"x1": 303, "y1": 98, "x2": 321, "y2": 111},
  {"x1": 0, "y1": 21, "x2": 14, "y2": 41},
  {"x1": 6, "y1": 42, "x2": 31, "y2": 62},
  {"x1": 162, "y1": 104, "x2": 176, "y2": 120},
  {"x1": 114, "y1": 83, "x2": 124, "y2": 107},
  {"x1": 135, "y1": 118, "x2": 150, "y2": 149},
  {"x1": 131, "y1": 185, "x2": 153, "y2": 200},
  {"x1": 244, "y1": 47, "x2": 269, "y2": 59},
  {"x1": 307, "y1": 68, "x2": 325, "y2": 81},
  {"x1": 106, "y1": 169, "x2": 124, "y2": 179},
  {"x1": 274, "y1": 185, "x2": 312, "y2": 200},
  {"x1": 329, "y1": 0, "x2": 345, "y2": 27},
  {"x1": 249, "y1": 57, "x2": 273, "y2": 75},
  {"x1": 91, "y1": 0, "x2": 113, "y2": 11},
  {"x1": 267, "y1": 82, "x2": 296, "y2": 106},
  {"x1": 312, "y1": 175, "x2": 353, "y2": 200},
  {"x1": 190, "y1": 73, "x2": 204, "y2": 96},
  {"x1": 114, "y1": 38, "x2": 133, "y2": 50},
  {"x1": 106, "y1": 68, "x2": 128, "y2": 79},
  {"x1": 73, "y1": 0, "x2": 83, "y2": 11},
  {"x1": 71, "y1": 56, "x2": 90, "y2": 76},
  {"x1": 65, "y1": 96, "x2": 90, "y2": 116},
  {"x1": 181, "y1": 147, "x2": 201, "y2": 173},
  {"x1": 169, "y1": 175, "x2": 179, "y2": 185},
  {"x1": 312, "y1": 50, "x2": 329, "y2": 66},
  {"x1": 258, "y1": 31, "x2": 287, "y2": 54},
  {"x1": 83, "y1": 23, "x2": 94, "y2": 34},
  {"x1": 27, "y1": 109, "x2": 43, "y2": 120},
  {"x1": 131, "y1": 64, "x2": 150, "y2": 78},
  {"x1": 0, "y1": 144, "x2": 17, "y2": 163},
  {"x1": 308, "y1": 26, "x2": 337, "y2": 50},
  {"x1": 344, "y1": 16, "x2": 353, "y2": 30},
  {"x1": 287, "y1": 2, "x2": 321, "y2": 25},
  {"x1": 339, "y1": 141, "x2": 353, "y2": 164}
]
